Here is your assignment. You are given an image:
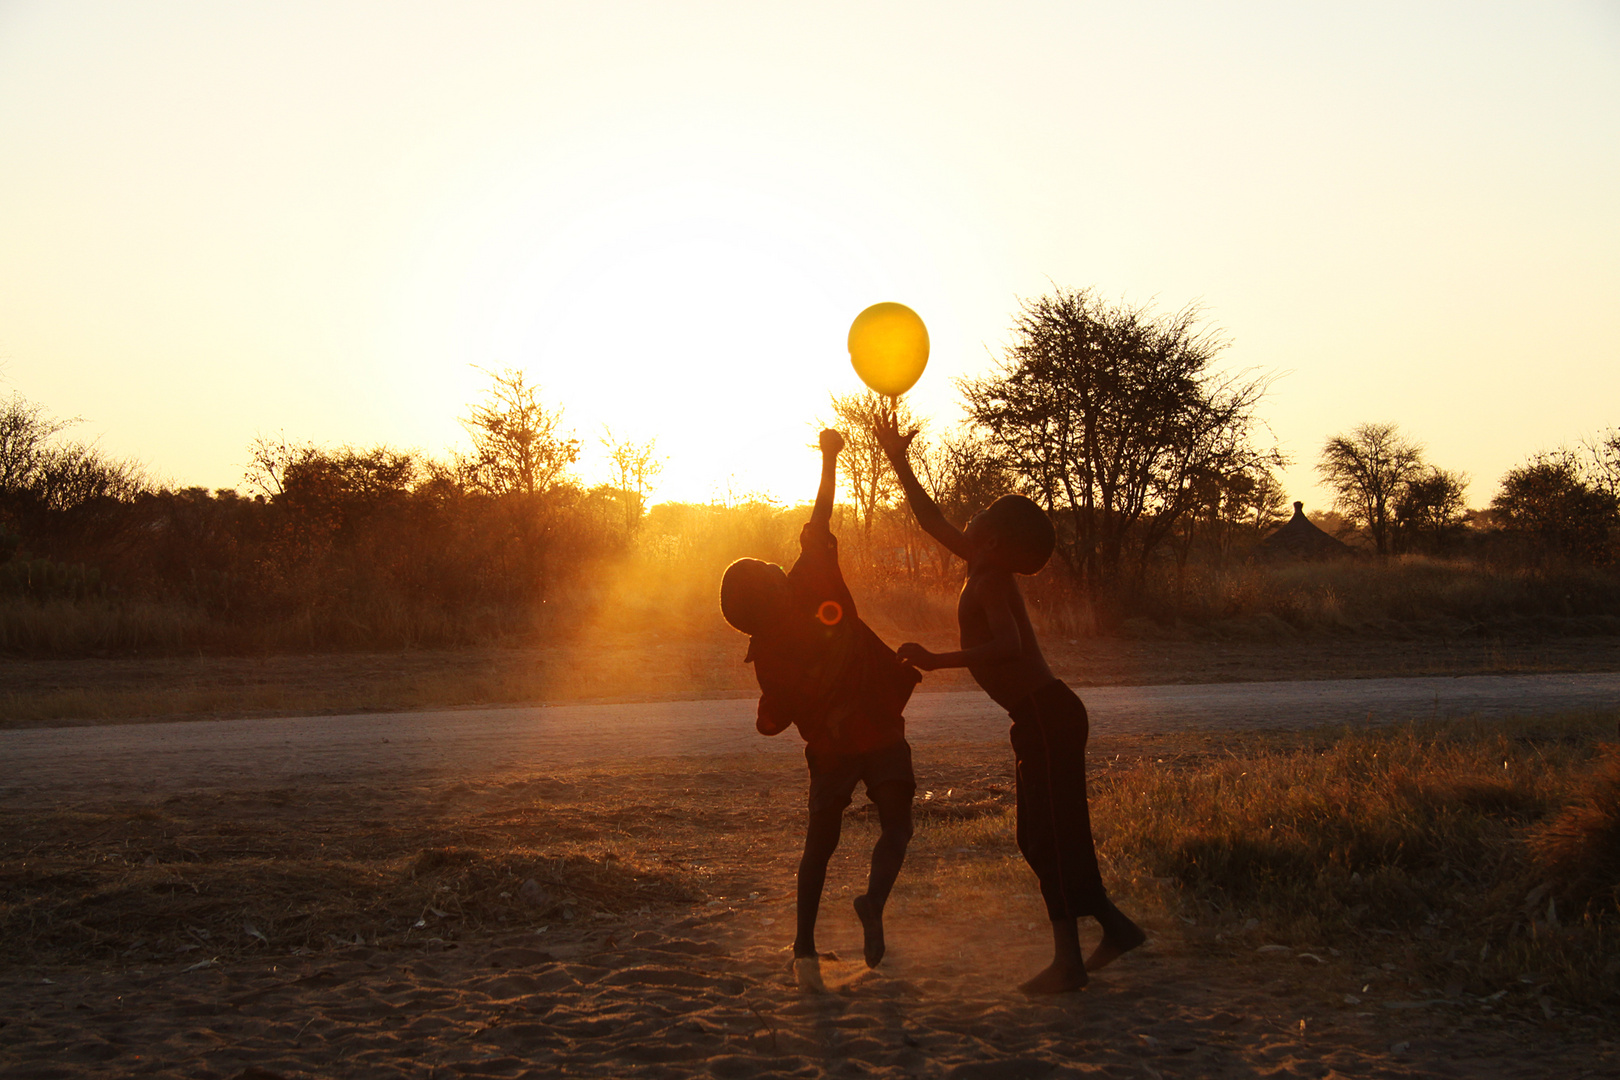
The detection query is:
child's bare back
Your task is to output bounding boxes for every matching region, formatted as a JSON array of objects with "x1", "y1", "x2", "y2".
[{"x1": 952, "y1": 566, "x2": 1056, "y2": 710}]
